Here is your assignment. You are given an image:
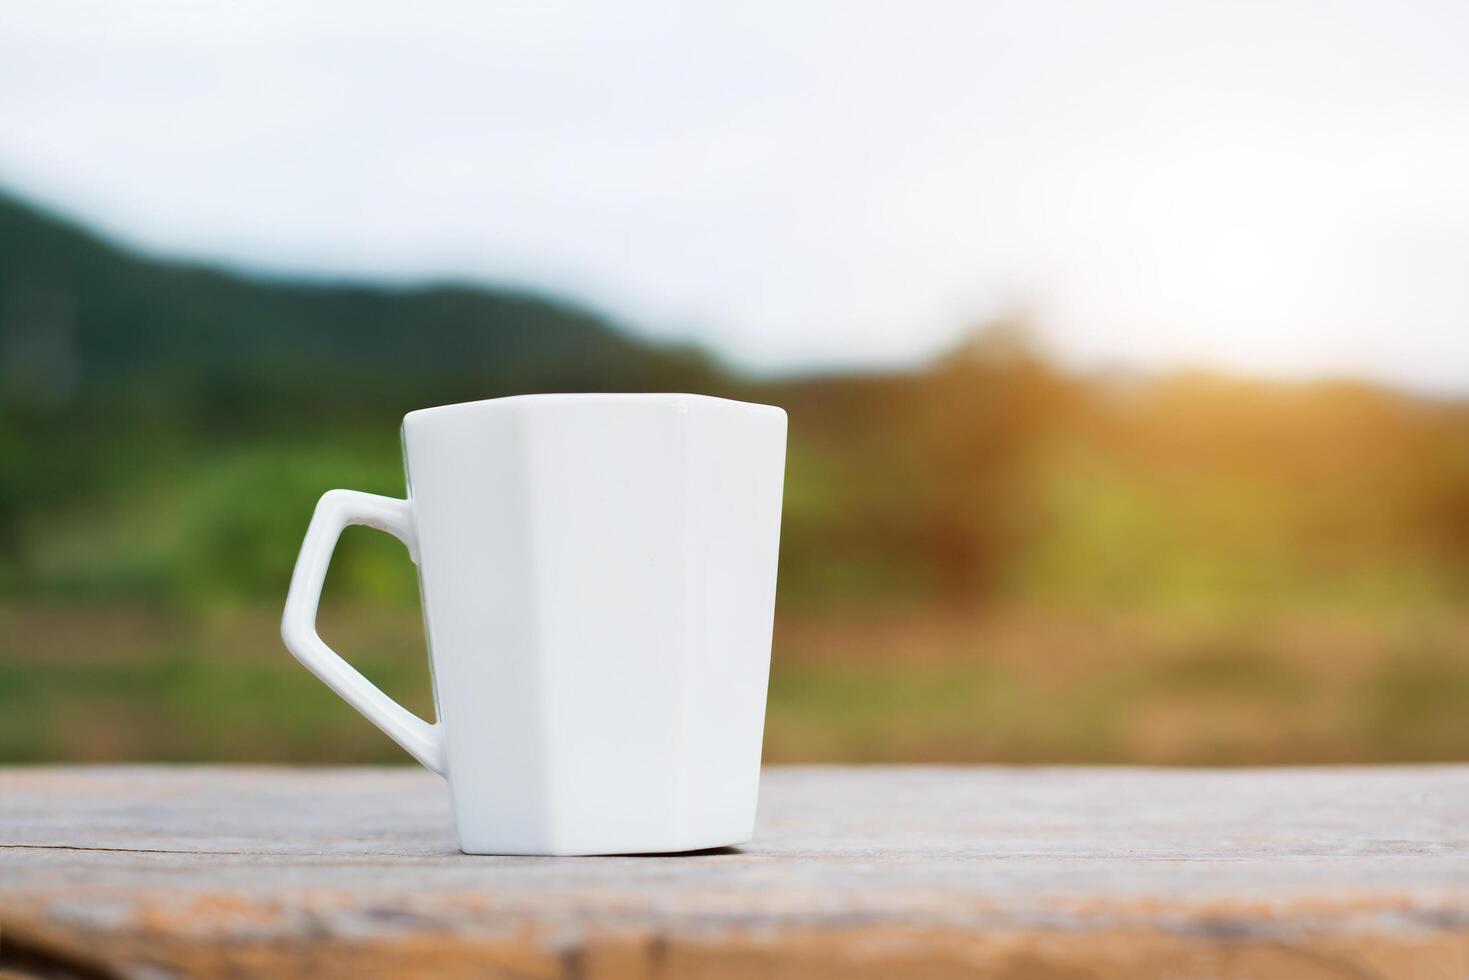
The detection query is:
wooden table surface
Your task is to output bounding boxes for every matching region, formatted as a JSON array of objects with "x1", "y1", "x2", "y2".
[{"x1": 2, "y1": 765, "x2": 1468, "y2": 979}]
